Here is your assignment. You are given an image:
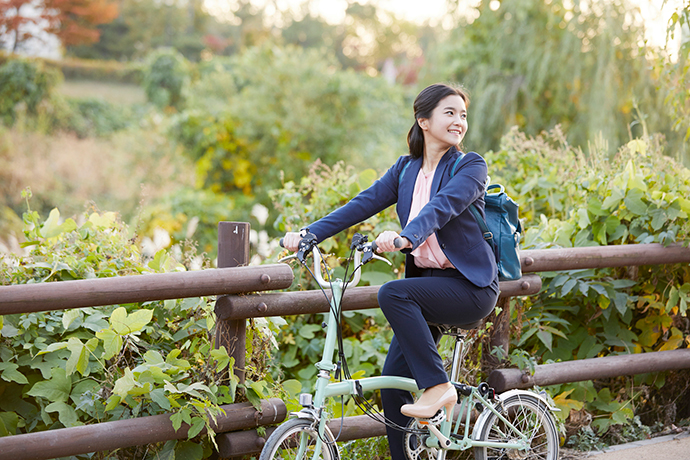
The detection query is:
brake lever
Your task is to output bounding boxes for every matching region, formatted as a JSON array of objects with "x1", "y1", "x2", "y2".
[
  {"x1": 372, "y1": 254, "x2": 392, "y2": 266},
  {"x1": 278, "y1": 254, "x2": 298, "y2": 263}
]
